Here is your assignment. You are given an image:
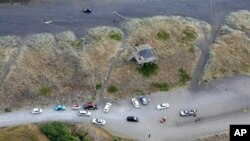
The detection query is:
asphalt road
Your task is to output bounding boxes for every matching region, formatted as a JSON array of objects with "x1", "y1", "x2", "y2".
[
  {"x1": 0, "y1": 75, "x2": 250, "y2": 141},
  {"x1": 1, "y1": 0, "x2": 250, "y2": 36}
]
